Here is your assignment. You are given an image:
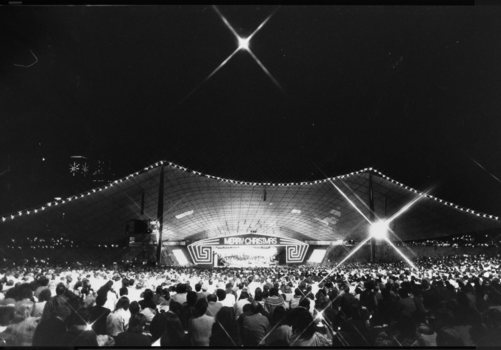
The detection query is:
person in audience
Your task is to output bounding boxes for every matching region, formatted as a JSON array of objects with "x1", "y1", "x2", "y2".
[
  {"x1": 0, "y1": 300, "x2": 40, "y2": 346},
  {"x1": 210, "y1": 306, "x2": 241, "y2": 347},
  {"x1": 65, "y1": 307, "x2": 99, "y2": 346},
  {"x1": 235, "y1": 290, "x2": 251, "y2": 319},
  {"x1": 139, "y1": 289, "x2": 157, "y2": 323},
  {"x1": 180, "y1": 290, "x2": 197, "y2": 330},
  {"x1": 31, "y1": 288, "x2": 51, "y2": 318},
  {"x1": 263, "y1": 305, "x2": 292, "y2": 346},
  {"x1": 32, "y1": 302, "x2": 71, "y2": 346},
  {"x1": 189, "y1": 298, "x2": 215, "y2": 346},
  {"x1": 289, "y1": 307, "x2": 331, "y2": 346},
  {"x1": 264, "y1": 287, "x2": 286, "y2": 315},
  {"x1": 159, "y1": 312, "x2": 189, "y2": 346},
  {"x1": 195, "y1": 283, "x2": 207, "y2": 301},
  {"x1": 206, "y1": 293, "x2": 223, "y2": 317},
  {"x1": 3, "y1": 251, "x2": 501, "y2": 346},
  {"x1": 88, "y1": 293, "x2": 110, "y2": 335},
  {"x1": 225, "y1": 282, "x2": 237, "y2": 304},
  {"x1": 241, "y1": 301, "x2": 270, "y2": 346},
  {"x1": 171, "y1": 283, "x2": 188, "y2": 304},
  {"x1": 114, "y1": 313, "x2": 151, "y2": 346},
  {"x1": 40, "y1": 282, "x2": 70, "y2": 322},
  {"x1": 106, "y1": 296, "x2": 130, "y2": 337}
]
